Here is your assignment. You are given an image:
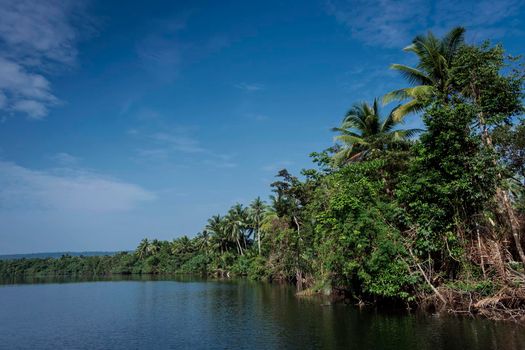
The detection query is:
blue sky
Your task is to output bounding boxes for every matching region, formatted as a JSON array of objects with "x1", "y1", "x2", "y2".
[{"x1": 0, "y1": 0, "x2": 524, "y2": 254}]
